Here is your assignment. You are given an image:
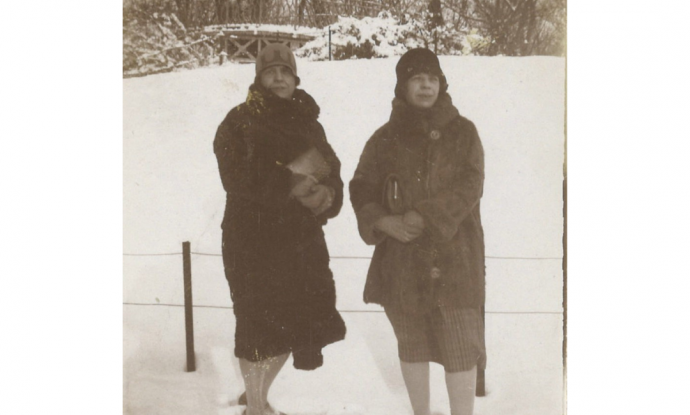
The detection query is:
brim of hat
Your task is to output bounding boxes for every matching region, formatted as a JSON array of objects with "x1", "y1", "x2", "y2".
[{"x1": 257, "y1": 62, "x2": 297, "y2": 77}]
